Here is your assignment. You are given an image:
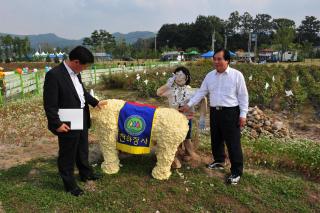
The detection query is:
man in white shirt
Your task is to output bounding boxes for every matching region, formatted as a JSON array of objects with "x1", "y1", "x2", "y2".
[{"x1": 180, "y1": 49, "x2": 249, "y2": 185}]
